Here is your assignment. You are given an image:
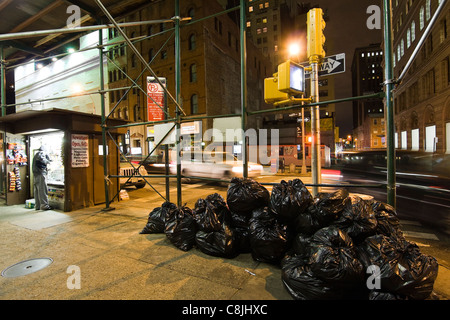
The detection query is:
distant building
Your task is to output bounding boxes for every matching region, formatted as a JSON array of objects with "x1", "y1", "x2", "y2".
[
  {"x1": 351, "y1": 43, "x2": 385, "y2": 150},
  {"x1": 391, "y1": 0, "x2": 449, "y2": 154}
]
